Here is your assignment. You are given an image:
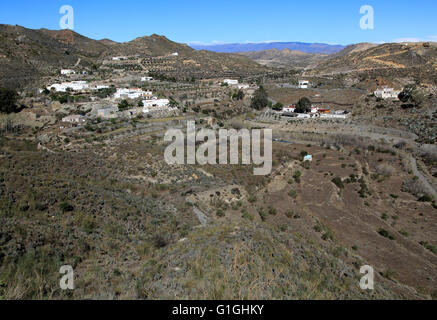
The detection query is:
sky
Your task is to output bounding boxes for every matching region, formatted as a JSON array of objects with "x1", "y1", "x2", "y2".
[{"x1": 0, "y1": 0, "x2": 436, "y2": 45}]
